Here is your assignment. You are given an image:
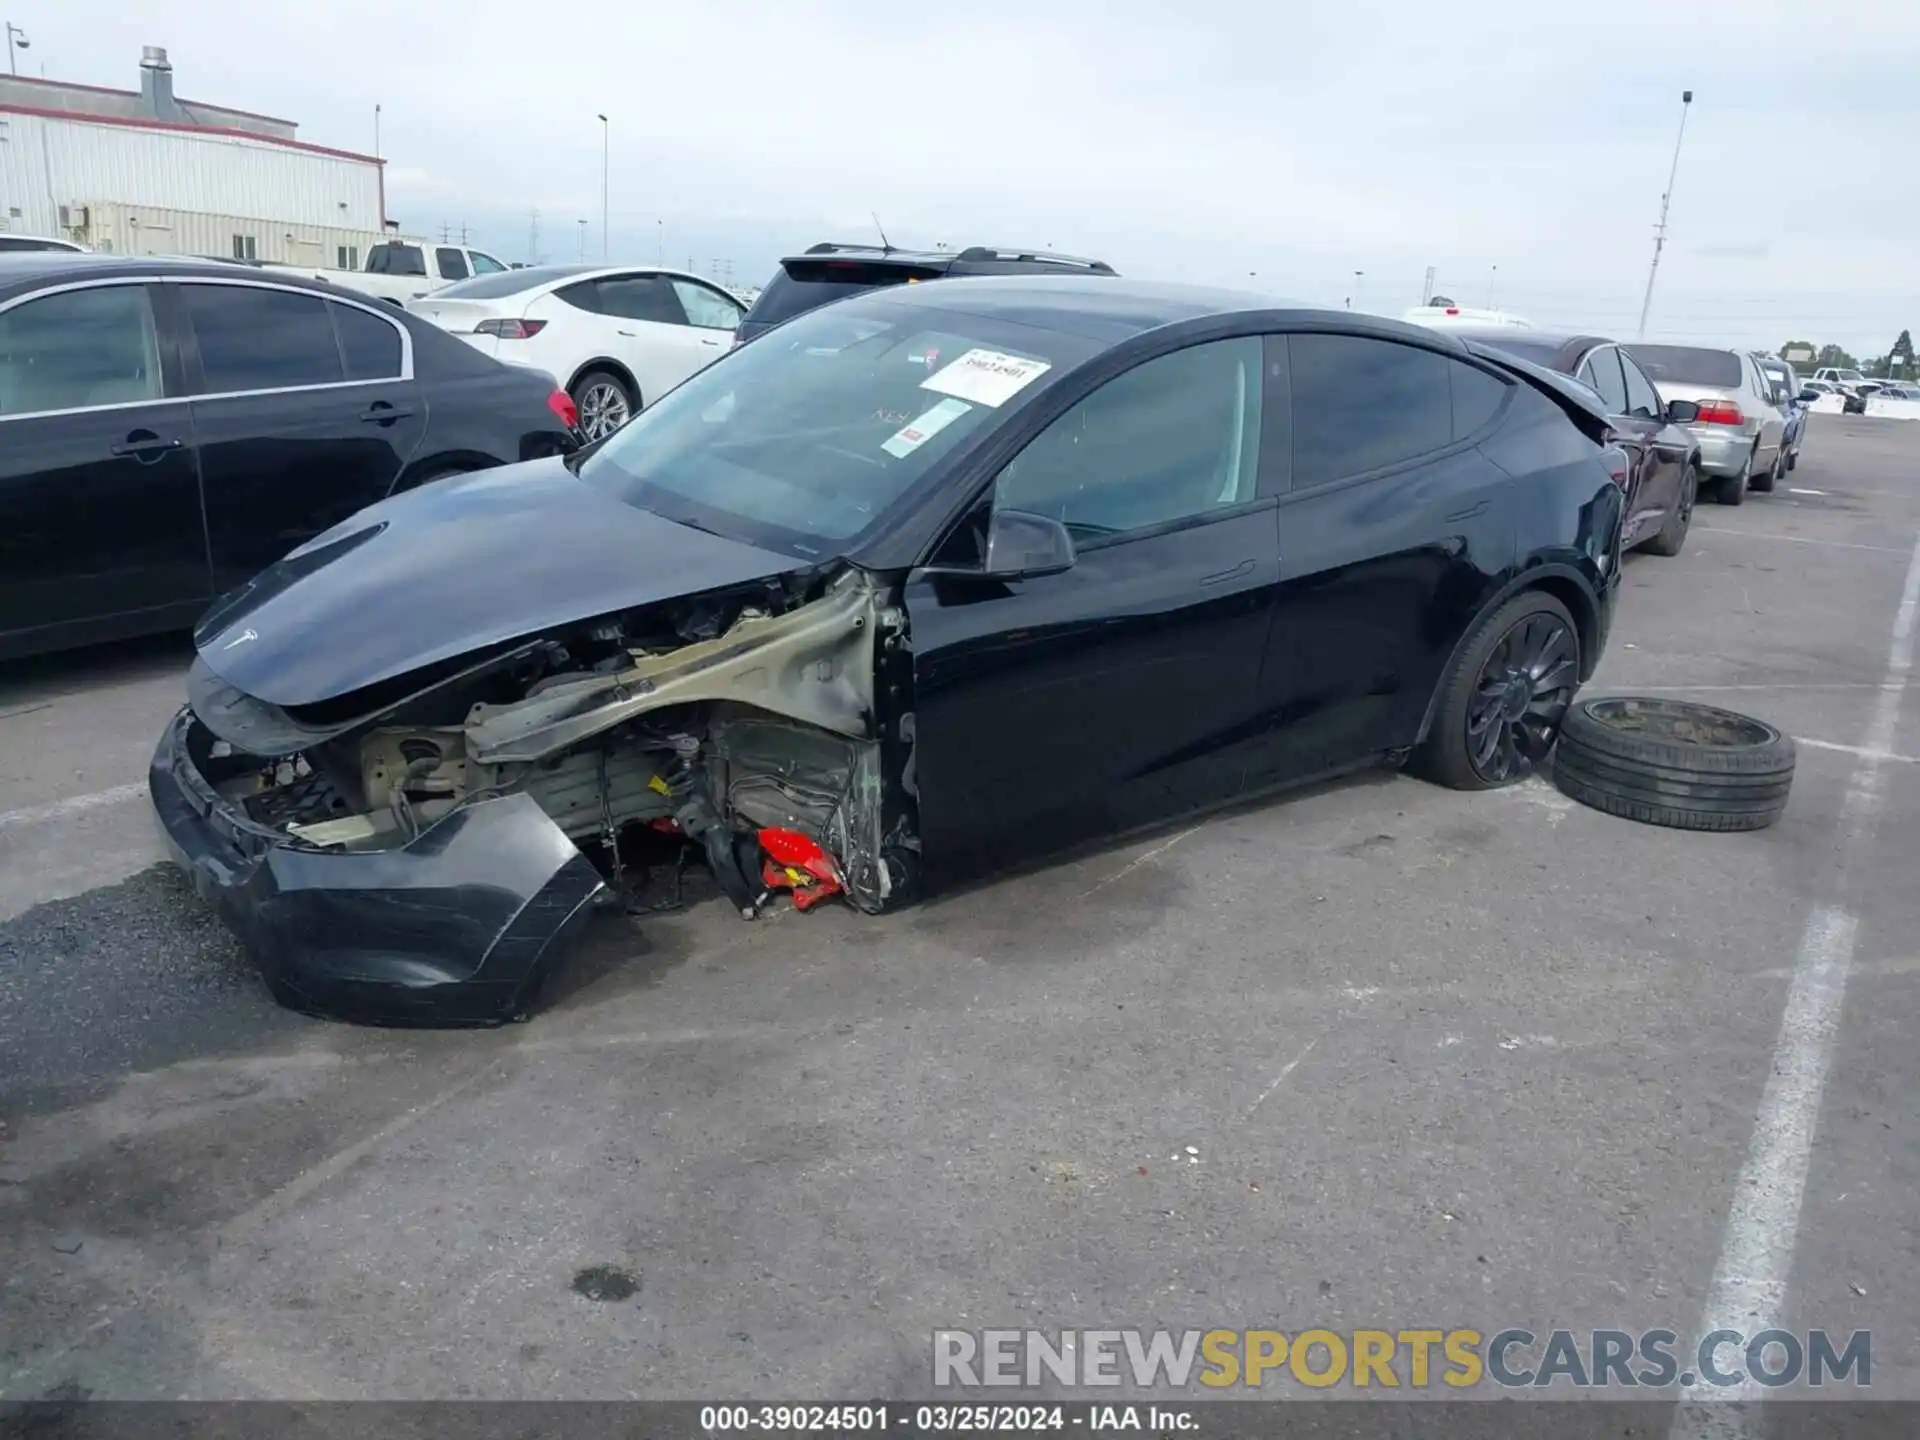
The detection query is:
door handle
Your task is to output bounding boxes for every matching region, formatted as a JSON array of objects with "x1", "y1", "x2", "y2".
[
  {"x1": 1445, "y1": 500, "x2": 1490, "y2": 522},
  {"x1": 359, "y1": 402, "x2": 417, "y2": 424},
  {"x1": 617, "y1": 330, "x2": 638, "y2": 338},
  {"x1": 1199, "y1": 558, "x2": 1255, "y2": 587},
  {"x1": 109, "y1": 432, "x2": 183, "y2": 461},
  {"x1": 699, "y1": 337, "x2": 724, "y2": 347}
]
